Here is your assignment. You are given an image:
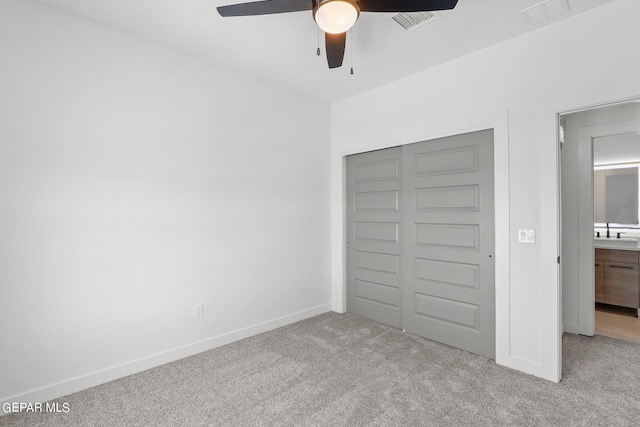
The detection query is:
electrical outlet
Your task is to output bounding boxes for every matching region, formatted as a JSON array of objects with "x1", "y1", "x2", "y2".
[{"x1": 195, "y1": 303, "x2": 203, "y2": 318}]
